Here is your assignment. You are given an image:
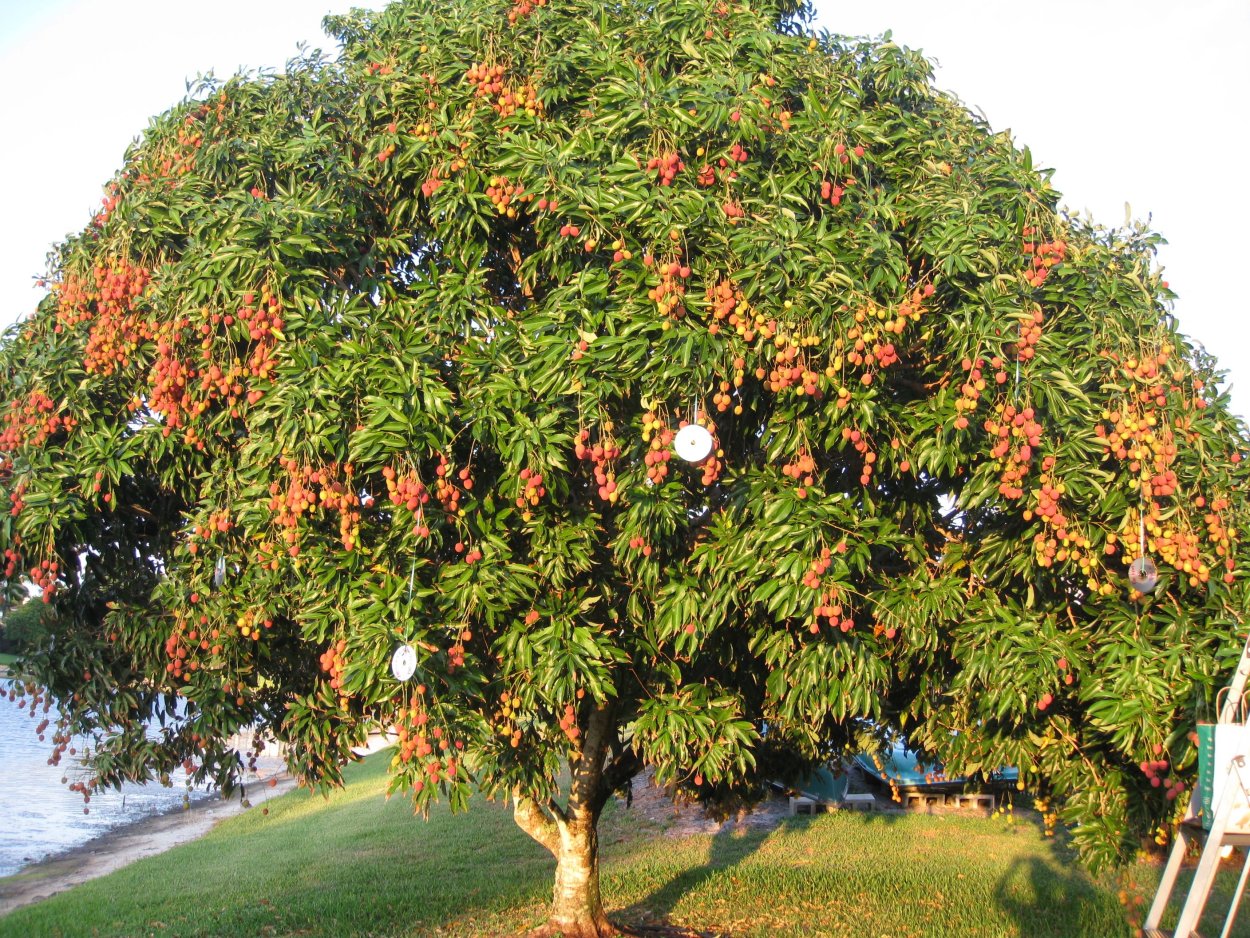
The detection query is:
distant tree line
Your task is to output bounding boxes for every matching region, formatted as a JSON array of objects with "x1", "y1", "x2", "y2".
[{"x1": 0, "y1": 598, "x2": 52, "y2": 655}]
